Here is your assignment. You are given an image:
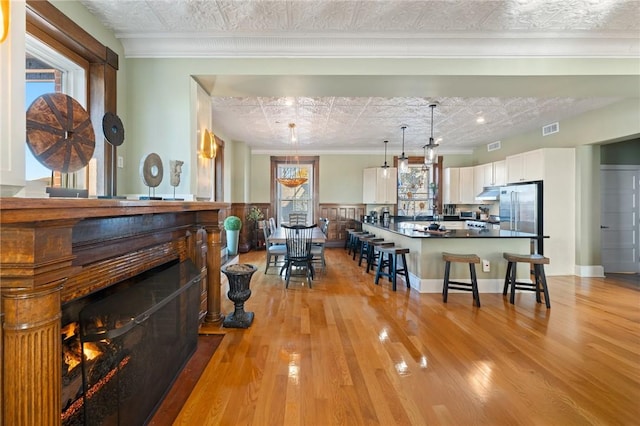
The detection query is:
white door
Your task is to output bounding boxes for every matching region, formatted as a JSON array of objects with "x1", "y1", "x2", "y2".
[{"x1": 601, "y1": 166, "x2": 640, "y2": 273}]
